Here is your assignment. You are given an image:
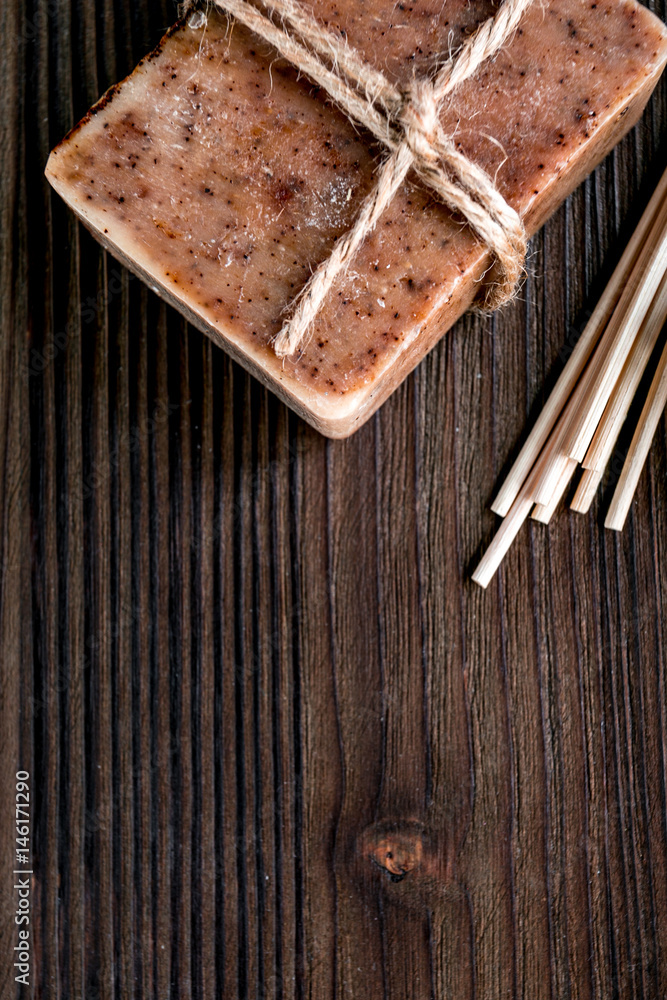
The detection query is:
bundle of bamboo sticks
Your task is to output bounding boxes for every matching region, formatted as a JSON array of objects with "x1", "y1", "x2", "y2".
[{"x1": 473, "y1": 166, "x2": 667, "y2": 589}]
